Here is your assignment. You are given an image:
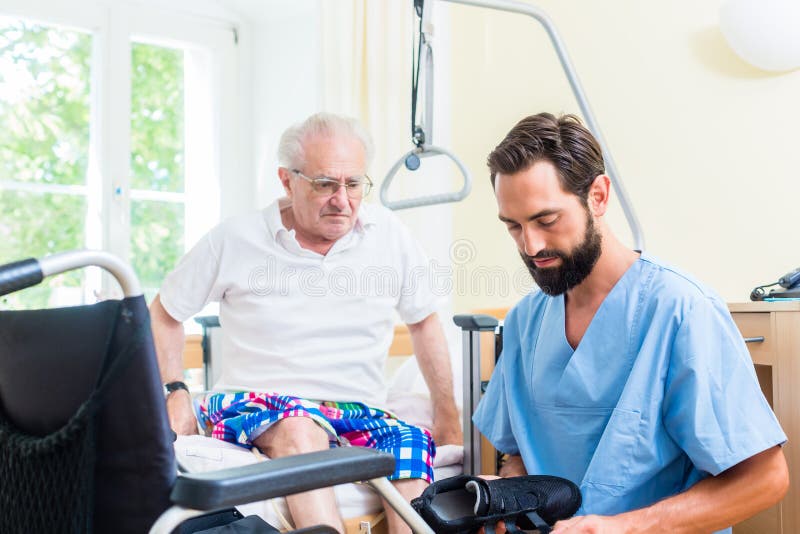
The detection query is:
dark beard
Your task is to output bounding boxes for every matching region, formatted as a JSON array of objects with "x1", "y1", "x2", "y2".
[{"x1": 520, "y1": 216, "x2": 602, "y2": 296}]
